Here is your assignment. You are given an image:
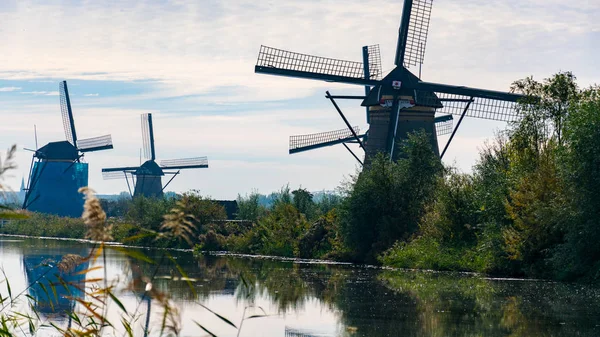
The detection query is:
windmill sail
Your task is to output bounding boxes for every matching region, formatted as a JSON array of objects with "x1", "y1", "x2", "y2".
[
  {"x1": 414, "y1": 89, "x2": 522, "y2": 122},
  {"x1": 101, "y1": 170, "x2": 133, "y2": 180},
  {"x1": 289, "y1": 127, "x2": 363, "y2": 154},
  {"x1": 255, "y1": 46, "x2": 379, "y2": 86},
  {"x1": 160, "y1": 157, "x2": 208, "y2": 170},
  {"x1": 102, "y1": 166, "x2": 140, "y2": 173},
  {"x1": 77, "y1": 135, "x2": 113, "y2": 152},
  {"x1": 434, "y1": 115, "x2": 453, "y2": 136},
  {"x1": 59, "y1": 81, "x2": 77, "y2": 145},
  {"x1": 365, "y1": 45, "x2": 383, "y2": 81},
  {"x1": 396, "y1": 0, "x2": 434, "y2": 68},
  {"x1": 141, "y1": 113, "x2": 156, "y2": 160}
]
